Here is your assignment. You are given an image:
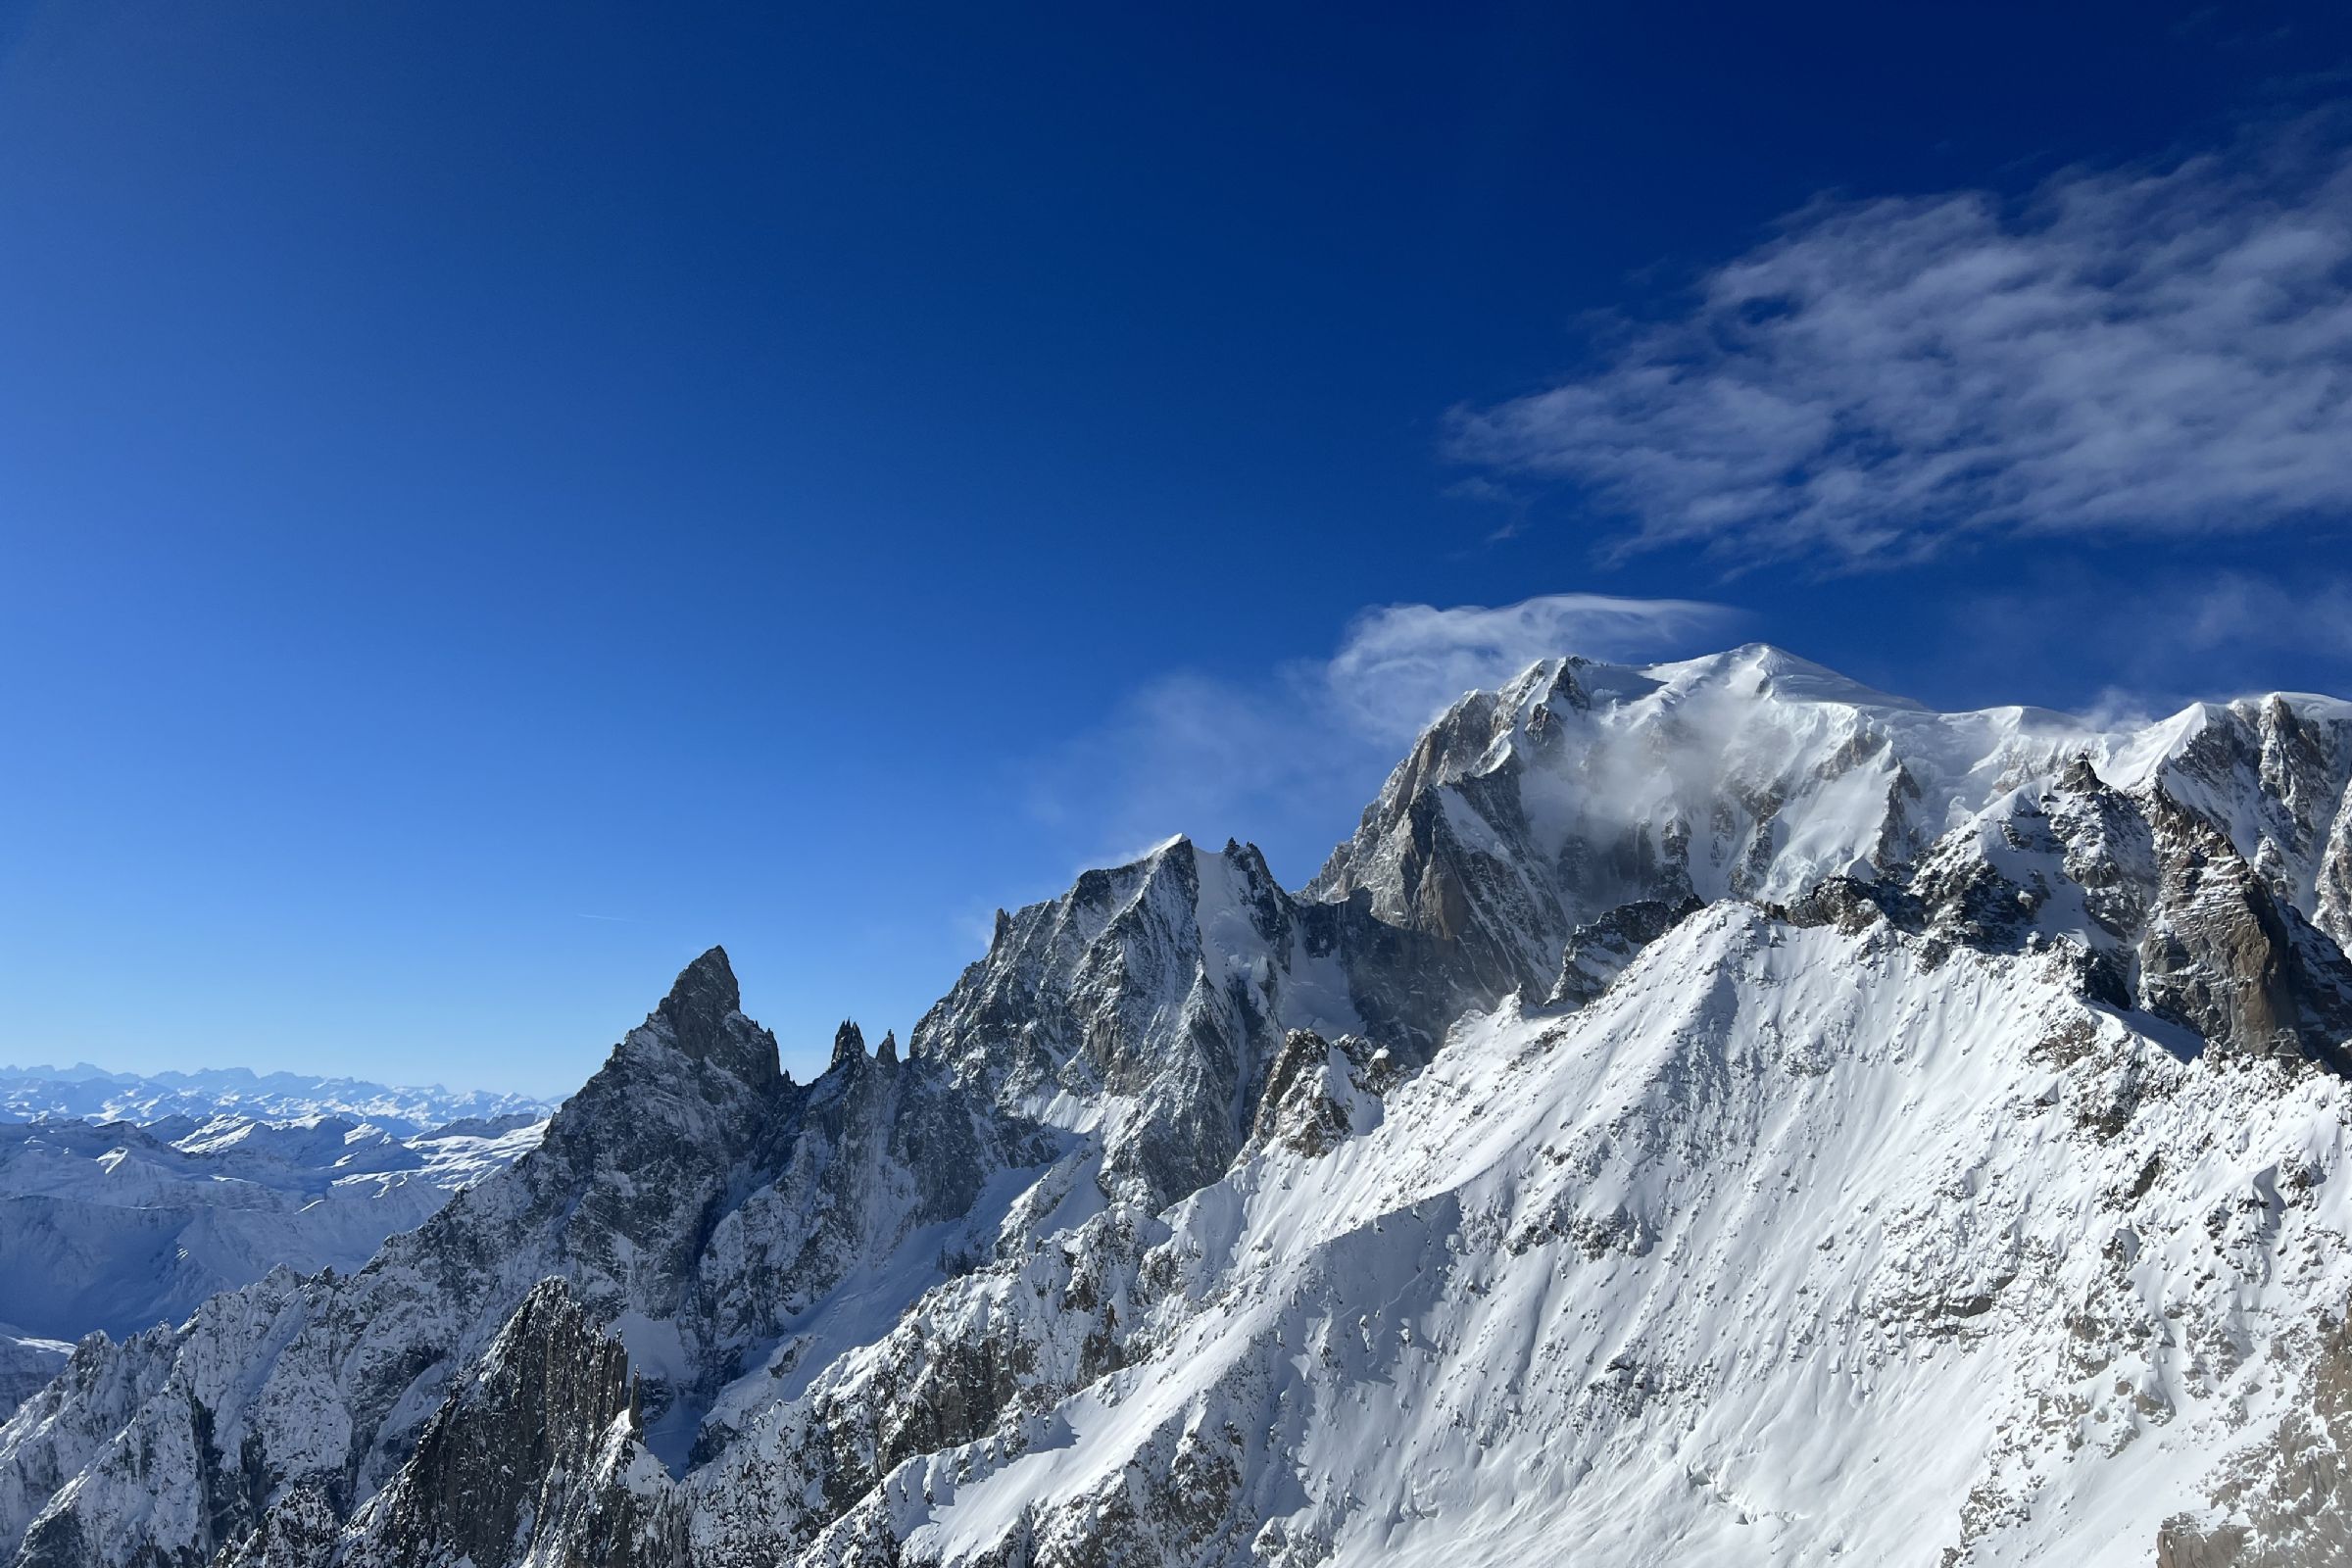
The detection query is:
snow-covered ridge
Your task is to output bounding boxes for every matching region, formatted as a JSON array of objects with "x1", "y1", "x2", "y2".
[
  {"x1": 0, "y1": 1064, "x2": 551, "y2": 1135},
  {"x1": 801, "y1": 907, "x2": 2352, "y2": 1565},
  {"x1": 1314, "y1": 643, "x2": 2352, "y2": 998},
  {"x1": 6, "y1": 644, "x2": 2352, "y2": 1568}
]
